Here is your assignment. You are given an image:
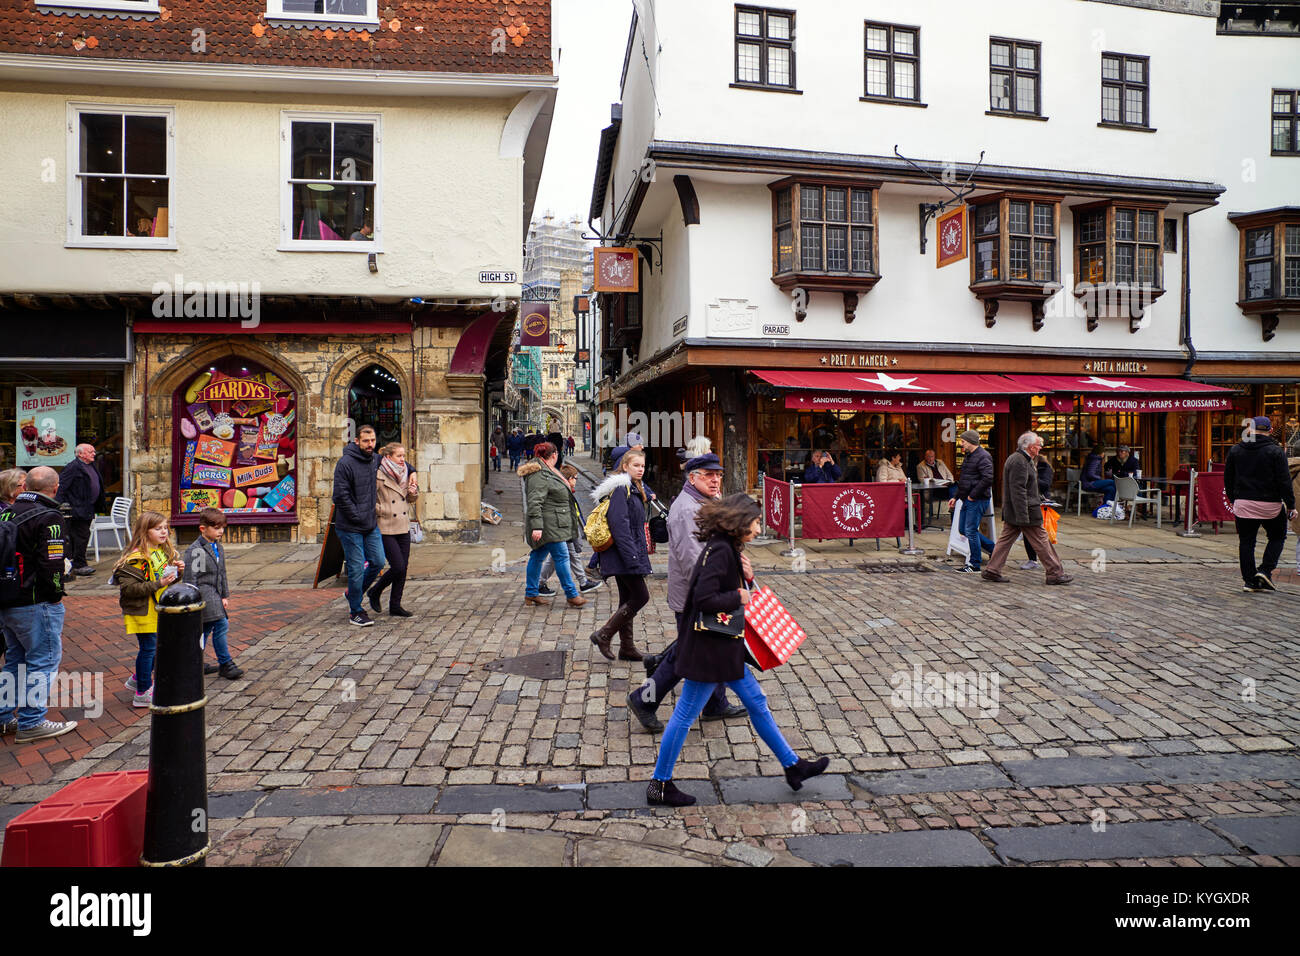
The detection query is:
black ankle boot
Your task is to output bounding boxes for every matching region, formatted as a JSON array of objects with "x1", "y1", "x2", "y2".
[
  {"x1": 368, "y1": 587, "x2": 382, "y2": 613},
  {"x1": 647, "y1": 779, "x2": 696, "y2": 807},
  {"x1": 784, "y1": 756, "x2": 830, "y2": 791},
  {"x1": 390, "y1": 606, "x2": 414, "y2": 618}
]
